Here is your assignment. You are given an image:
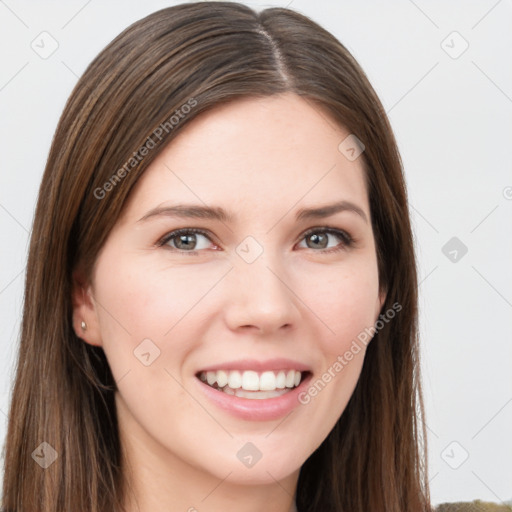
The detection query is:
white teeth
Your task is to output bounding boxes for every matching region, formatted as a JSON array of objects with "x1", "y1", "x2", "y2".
[
  {"x1": 206, "y1": 371, "x2": 216, "y2": 386},
  {"x1": 275, "y1": 371, "x2": 286, "y2": 389},
  {"x1": 259, "y1": 371, "x2": 276, "y2": 391},
  {"x1": 242, "y1": 371, "x2": 259, "y2": 391},
  {"x1": 228, "y1": 370, "x2": 242, "y2": 389},
  {"x1": 230, "y1": 388, "x2": 290, "y2": 399},
  {"x1": 285, "y1": 370, "x2": 295, "y2": 388},
  {"x1": 198, "y1": 369, "x2": 305, "y2": 392},
  {"x1": 216, "y1": 370, "x2": 228, "y2": 388}
]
